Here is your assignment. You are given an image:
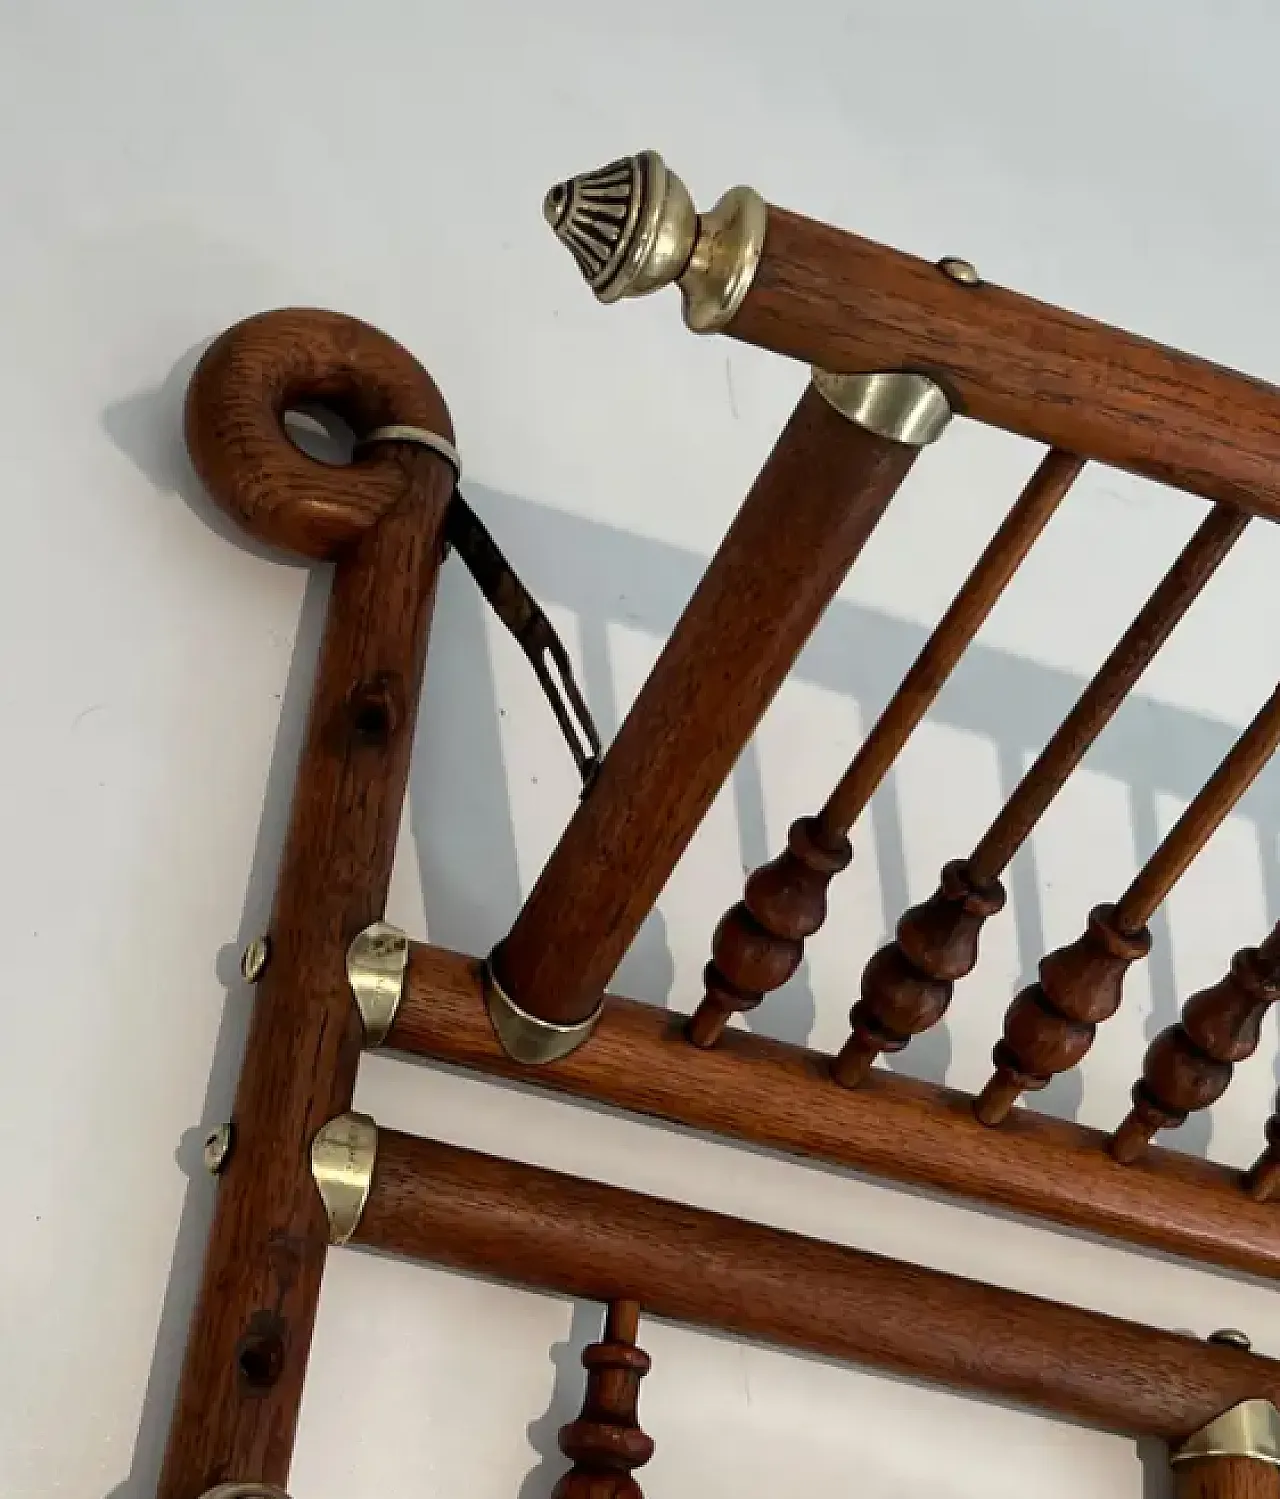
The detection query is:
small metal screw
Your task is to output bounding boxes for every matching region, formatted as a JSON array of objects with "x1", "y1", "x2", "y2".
[
  {"x1": 241, "y1": 935, "x2": 270, "y2": 983},
  {"x1": 938, "y1": 255, "x2": 981, "y2": 286},
  {"x1": 1209, "y1": 1328, "x2": 1252, "y2": 1352},
  {"x1": 204, "y1": 1122, "x2": 235, "y2": 1176}
]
